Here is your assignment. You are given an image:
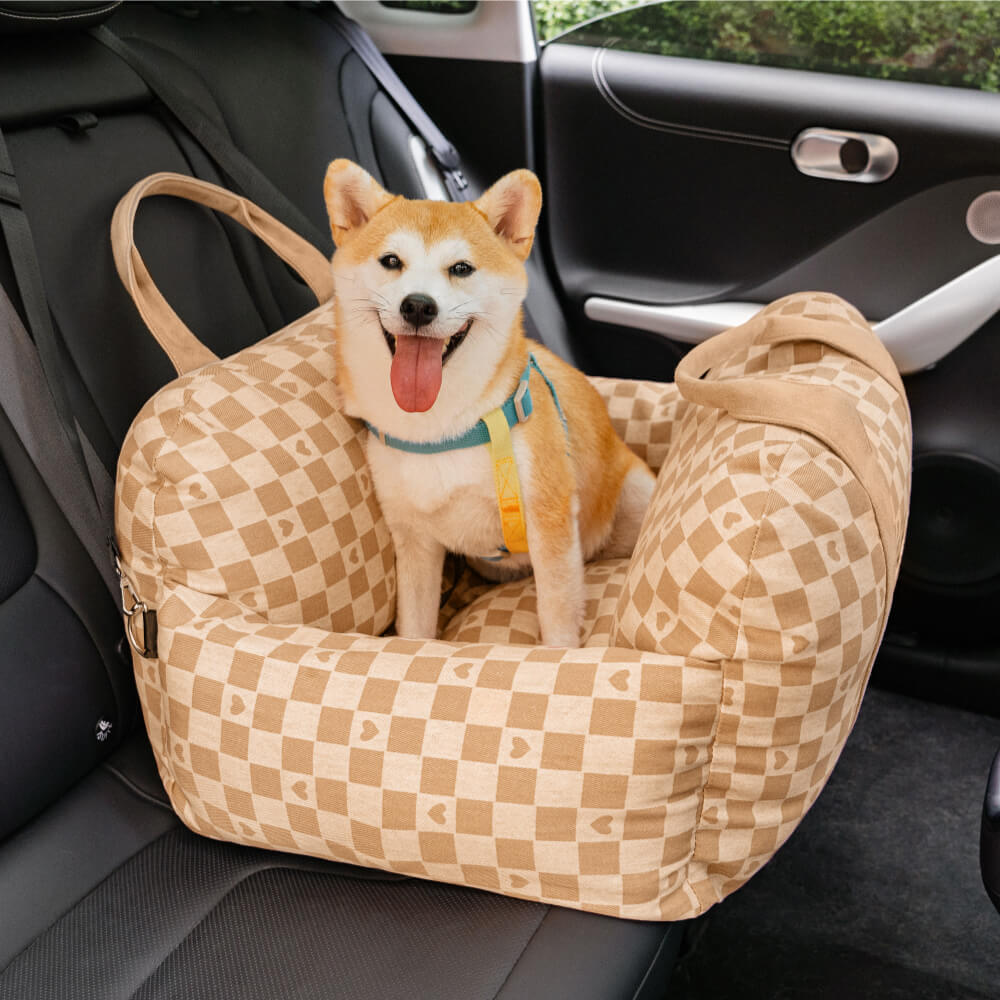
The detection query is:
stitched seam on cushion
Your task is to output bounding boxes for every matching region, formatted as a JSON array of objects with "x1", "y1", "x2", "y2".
[
  {"x1": 490, "y1": 905, "x2": 551, "y2": 1000},
  {"x1": 730, "y1": 440, "x2": 794, "y2": 661},
  {"x1": 686, "y1": 436, "x2": 792, "y2": 913},
  {"x1": 147, "y1": 380, "x2": 199, "y2": 574},
  {"x1": 147, "y1": 378, "x2": 213, "y2": 821},
  {"x1": 629, "y1": 924, "x2": 678, "y2": 1000},
  {"x1": 685, "y1": 676, "x2": 723, "y2": 914}
]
